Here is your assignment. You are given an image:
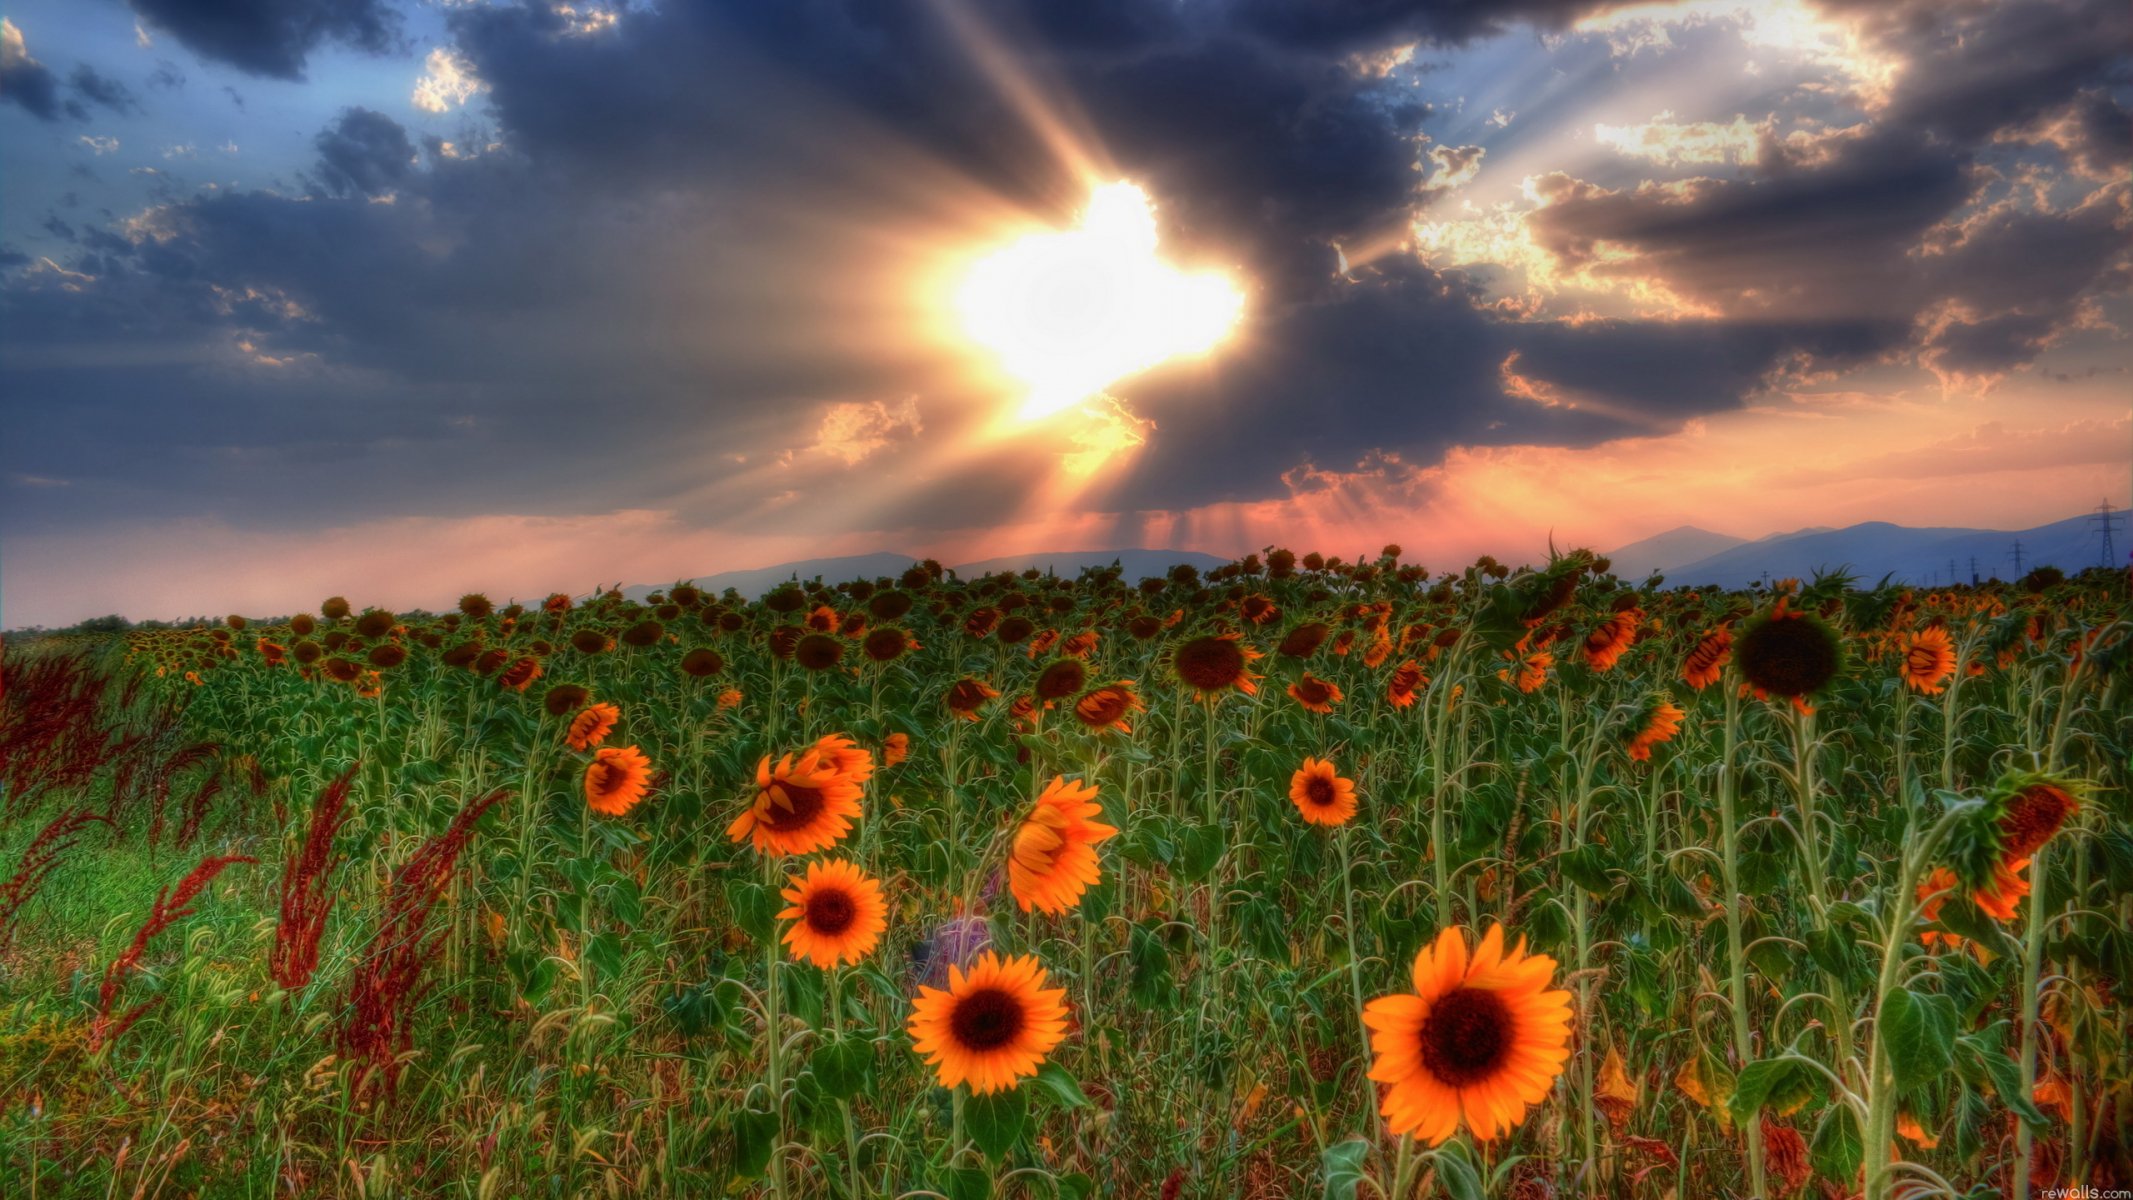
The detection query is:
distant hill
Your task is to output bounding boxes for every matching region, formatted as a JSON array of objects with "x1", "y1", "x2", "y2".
[
  {"x1": 1605, "y1": 526, "x2": 1747, "y2": 581},
  {"x1": 1639, "y1": 513, "x2": 2111, "y2": 588},
  {"x1": 621, "y1": 548, "x2": 1232, "y2": 601}
]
